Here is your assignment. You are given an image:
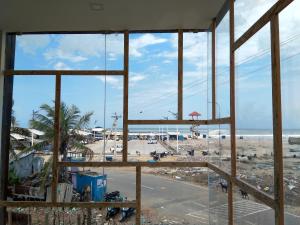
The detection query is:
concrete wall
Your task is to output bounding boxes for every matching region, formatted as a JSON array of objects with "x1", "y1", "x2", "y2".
[{"x1": 10, "y1": 154, "x2": 34, "y2": 178}]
